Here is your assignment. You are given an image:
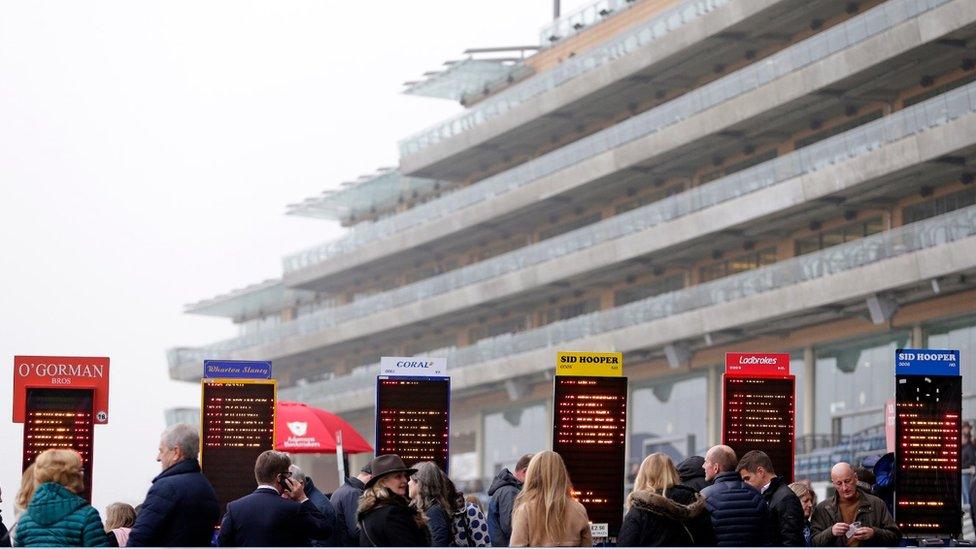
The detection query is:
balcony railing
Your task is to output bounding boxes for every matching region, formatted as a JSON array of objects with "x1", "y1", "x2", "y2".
[
  {"x1": 285, "y1": 0, "x2": 952, "y2": 274},
  {"x1": 168, "y1": 81, "x2": 976, "y2": 377},
  {"x1": 401, "y1": 0, "x2": 731, "y2": 159},
  {"x1": 539, "y1": 0, "x2": 644, "y2": 48},
  {"x1": 226, "y1": 204, "x2": 976, "y2": 397}
]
